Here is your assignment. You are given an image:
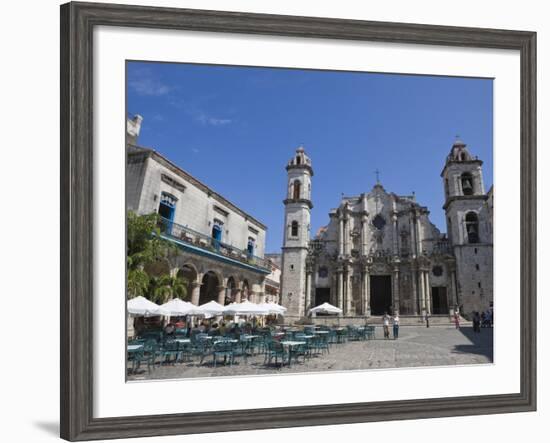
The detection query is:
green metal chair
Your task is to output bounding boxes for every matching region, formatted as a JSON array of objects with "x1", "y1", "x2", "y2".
[
  {"x1": 264, "y1": 340, "x2": 288, "y2": 368},
  {"x1": 290, "y1": 342, "x2": 309, "y2": 365},
  {"x1": 365, "y1": 326, "x2": 376, "y2": 340},
  {"x1": 231, "y1": 340, "x2": 249, "y2": 365},
  {"x1": 336, "y1": 329, "x2": 348, "y2": 344},
  {"x1": 160, "y1": 340, "x2": 180, "y2": 365},
  {"x1": 191, "y1": 337, "x2": 212, "y2": 365},
  {"x1": 315, "y1": 334, "x2": 330, "y2": 354},
  {"x1": 212, "y1": 340, "x2": 235, "y2": 367},
  {"x1": 128, "y1": 341, "x2": 157, "y2": 374}
]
